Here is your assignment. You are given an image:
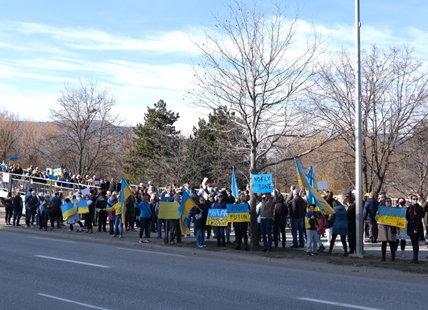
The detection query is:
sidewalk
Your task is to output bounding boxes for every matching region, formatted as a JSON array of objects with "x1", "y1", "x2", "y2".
[{"x1": 1, "y1": 216, "x2": 427, "y2": 262}]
